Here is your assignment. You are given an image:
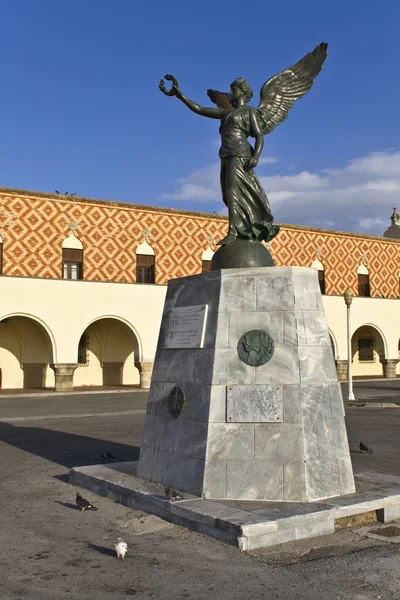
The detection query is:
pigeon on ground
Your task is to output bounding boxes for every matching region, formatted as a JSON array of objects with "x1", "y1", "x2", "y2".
[
  {"x1": 165, "y1": 487, "x2": 183, "y2": 502},
  {"x1": 359, "y1": 442, "x2": 373, "y2": 454},
  {"x1": 115, "y1": 537, "x2": 128, "y2": 560},
  {"x1": 99, "y1": 452, "x2": 115, "y2": 460},
  {"x1": 76, "y1": 493, "x2": 98, "y2": 511}
]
